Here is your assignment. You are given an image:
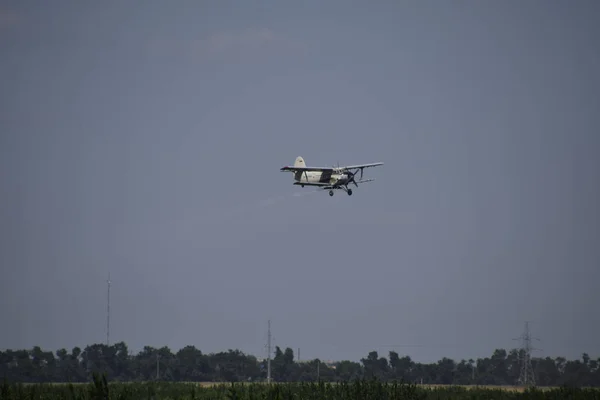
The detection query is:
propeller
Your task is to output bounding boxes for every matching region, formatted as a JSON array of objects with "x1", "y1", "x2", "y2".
[
  {"x1": 346, "y1": 169, "x2": 359, "y2": 187},
  {"x1": 332, "y1": 162, "x2": 365, "y2": 187}
]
